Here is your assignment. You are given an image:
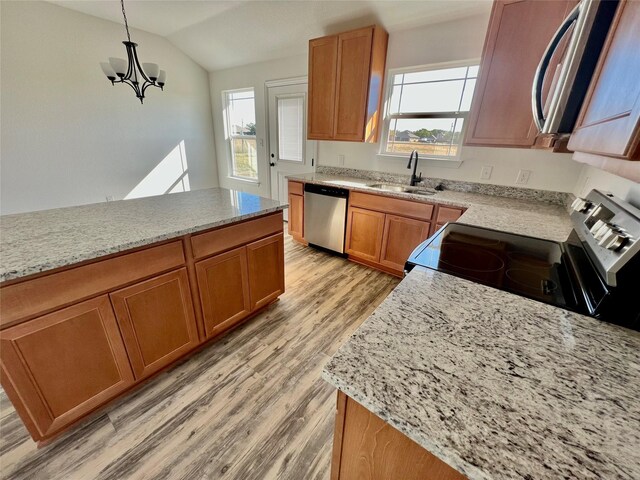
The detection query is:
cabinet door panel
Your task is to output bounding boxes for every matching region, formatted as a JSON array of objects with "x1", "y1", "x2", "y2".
[
  {"x1": 0, "y1": 296, "x2": 133, "y2": 439},
  {"x1": 346, "y1": 207, "x2": 385, "y2": 263},
  {"x1": 336, "y1": 394, "x2": 466, "y2": 480},
  {"x1": 247, "y1": 234, "x2": 285, "y2": 310},
  {"x1": 333, "y1": 27, "x2": 373, "y2": 141},
  {"x1": 568, "y1": 0, "x2": 640, "y2": 159},
  {"x1": 288, "y1": 193, "x2": 304, "y2": 240},
  {"x1": 436, "y1": 206, "x2": 464, "y2": 224},
  {"x1": 380, "y1": 215, "x2": 431, "y2": 272},
  {"x1": 308, "y1": 36, "x2": 338, "y2": 140},
  {"x1": 110, "y1": 269, "x2": 199, "y2": 380},
  {"x1": 196, "y1": 247, "x2": 251, "y2": 338},
  {"x1": 465, "y1": 0, "x2": 576, "y2": 147}
]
